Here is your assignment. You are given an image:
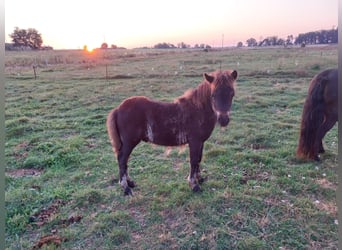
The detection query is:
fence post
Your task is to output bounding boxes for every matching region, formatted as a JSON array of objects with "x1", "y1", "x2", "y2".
[{"x1": 33, "y1": 65, "x2": 37, "y2": 79}]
